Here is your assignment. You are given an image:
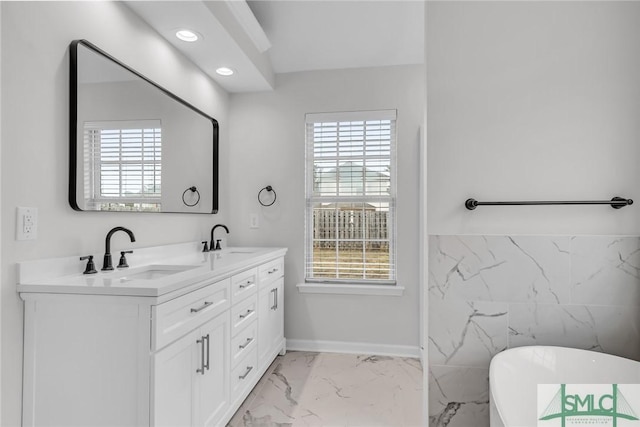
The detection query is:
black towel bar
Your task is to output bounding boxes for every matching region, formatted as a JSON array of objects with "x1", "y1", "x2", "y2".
[{"x1": 465, "y1": 197, "x2": 633, "y2": 210}]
